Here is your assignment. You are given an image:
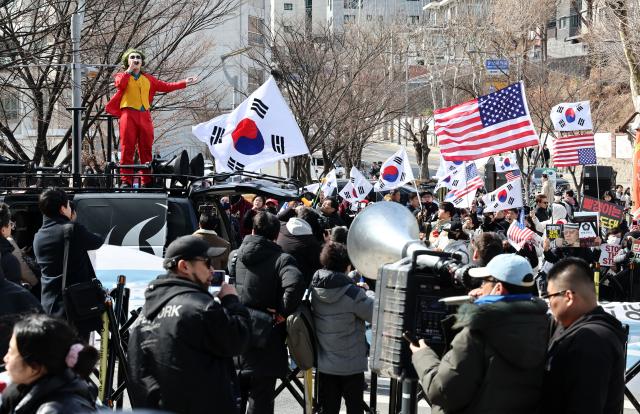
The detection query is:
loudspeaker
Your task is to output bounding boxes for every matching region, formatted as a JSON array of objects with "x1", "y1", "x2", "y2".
[
  {"x1": 583, "y1": 166, "x2": 615, "y2": 198},
  {"x1": 189, "y1": 153, "x2": 205, "y2": 177}
]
